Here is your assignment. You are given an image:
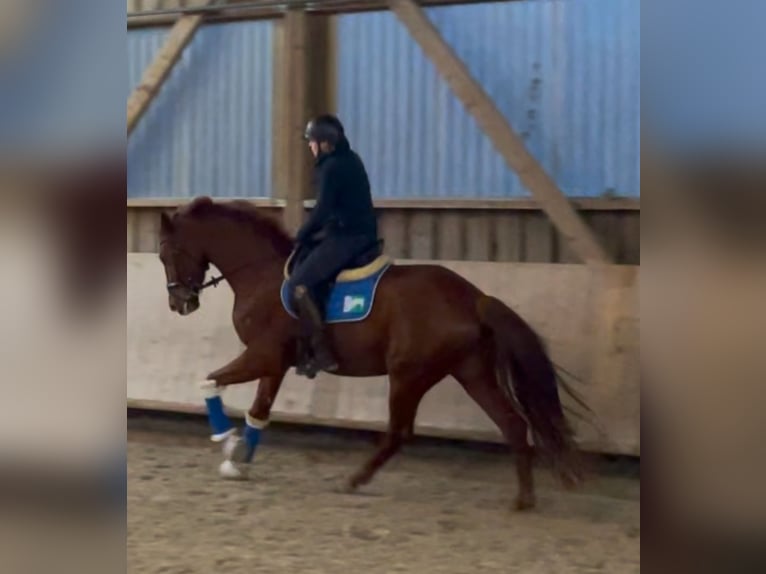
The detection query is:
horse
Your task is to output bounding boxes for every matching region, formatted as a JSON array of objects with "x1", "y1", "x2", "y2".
[{"x1": 158, "y1": 196, "x2": 582, "y2": 510}]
